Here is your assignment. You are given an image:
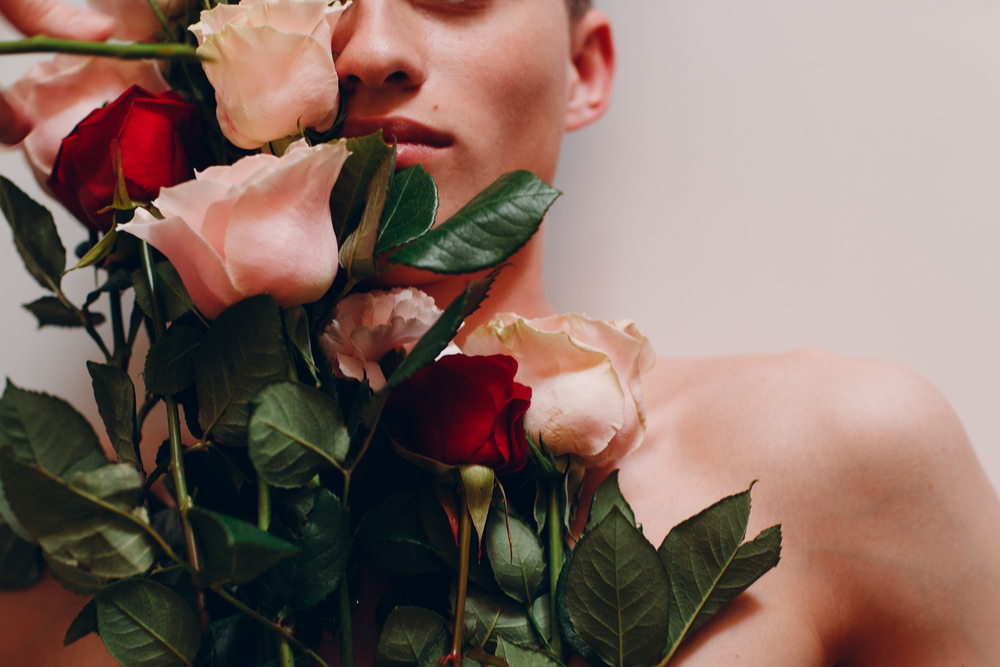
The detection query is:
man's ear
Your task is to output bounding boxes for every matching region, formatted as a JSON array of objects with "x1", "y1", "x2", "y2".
[{"x1": 566, "y1": 9, "x2": 615, "y2": 132}]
